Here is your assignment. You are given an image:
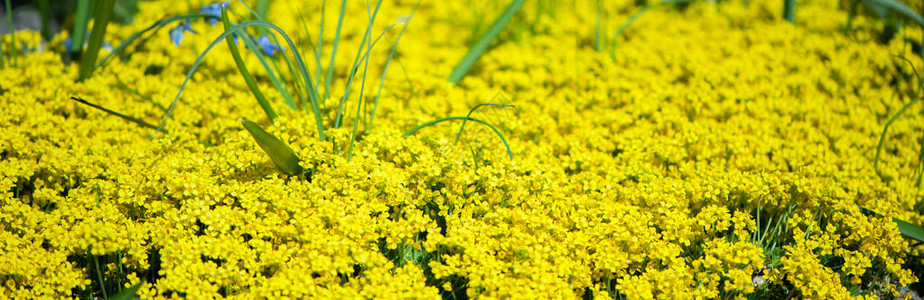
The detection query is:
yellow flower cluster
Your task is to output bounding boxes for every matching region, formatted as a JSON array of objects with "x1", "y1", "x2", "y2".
[{"x1": 1, "y1": 0, "x2": 923, "y2": 298}]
